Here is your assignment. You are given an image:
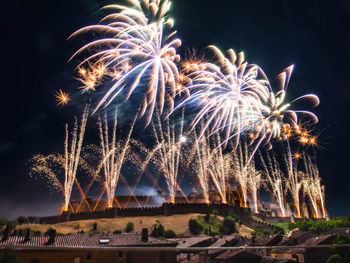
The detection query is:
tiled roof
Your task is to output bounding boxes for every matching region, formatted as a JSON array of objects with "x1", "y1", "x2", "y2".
[
  {"x1": 173, "y1": 237, "x2": 215, "y2": 248},
  {"x1": 215, "y1": 249, "x2": 261, "y2": 262},
  {"x1": 0, "y1": 234, "x2": 177, "y2": 248},
  {"x1": 254, "y1": 234, "x2": 283, "y2": 246}
]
